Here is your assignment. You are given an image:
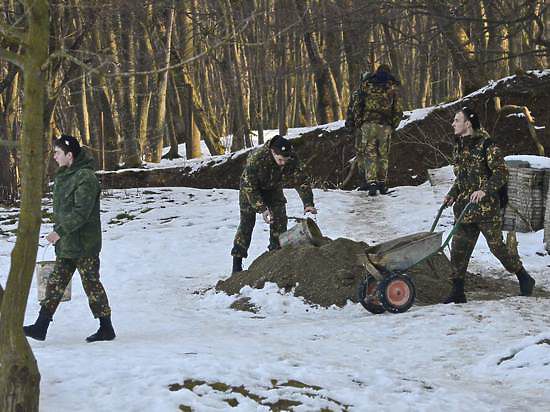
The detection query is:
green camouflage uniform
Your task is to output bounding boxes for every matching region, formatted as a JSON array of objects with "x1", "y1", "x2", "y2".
[
  {"x1": 231, "y1": 145, "x2": 314, "y2": 258},
  {"x1": 447, "y1": 129, "x2": 522, "y2": 280},
  {"x1": 346, "y1": 78, "x2": 402, "y2": 183},
  {"x1": 43, "y1": 150, "x2": 111, "y2": 318}
]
